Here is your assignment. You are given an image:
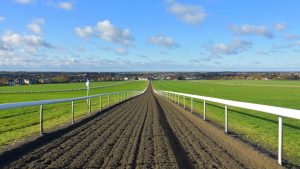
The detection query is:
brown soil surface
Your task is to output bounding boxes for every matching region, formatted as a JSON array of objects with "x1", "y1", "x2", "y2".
[{"x1": 0, "y1": 85, "x2": 283, "y2": 169}]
